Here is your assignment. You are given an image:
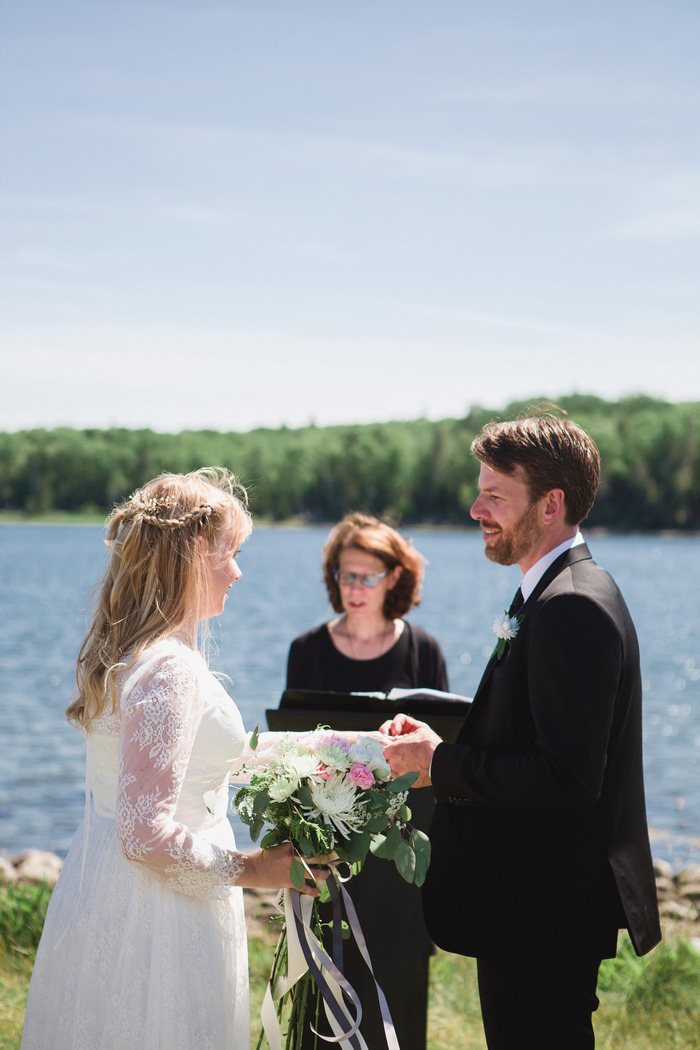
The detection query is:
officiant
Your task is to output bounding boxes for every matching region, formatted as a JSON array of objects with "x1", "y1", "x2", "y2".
[{"x1": 284, "y1": 513, "x2": 449, "y2": 1050}]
